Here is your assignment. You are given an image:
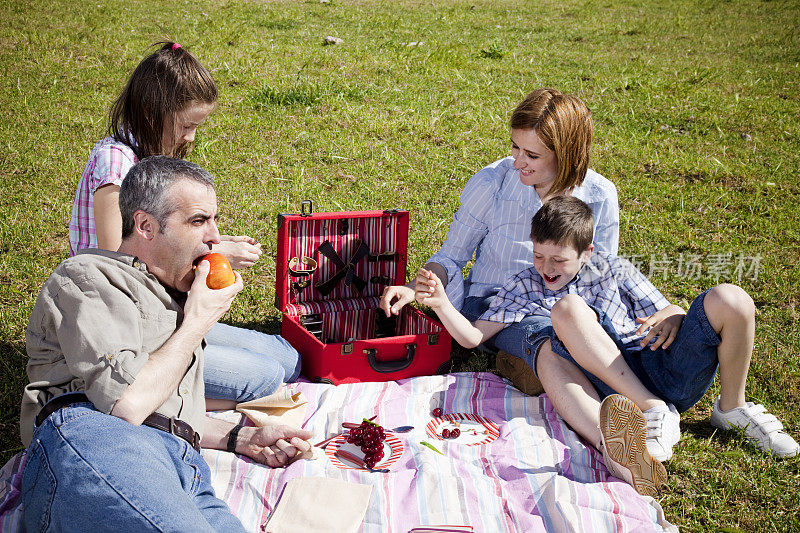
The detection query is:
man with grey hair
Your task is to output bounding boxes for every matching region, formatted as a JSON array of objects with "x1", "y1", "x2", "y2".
[{"x1": 20, "y1": 155, "x2": 312, "y2": 531}]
